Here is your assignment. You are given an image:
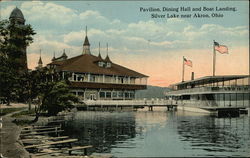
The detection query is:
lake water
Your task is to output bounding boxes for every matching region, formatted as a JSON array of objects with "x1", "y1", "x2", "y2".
[{"x1": 63, "y1": 108, "x2": 250, "y2": 157}]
